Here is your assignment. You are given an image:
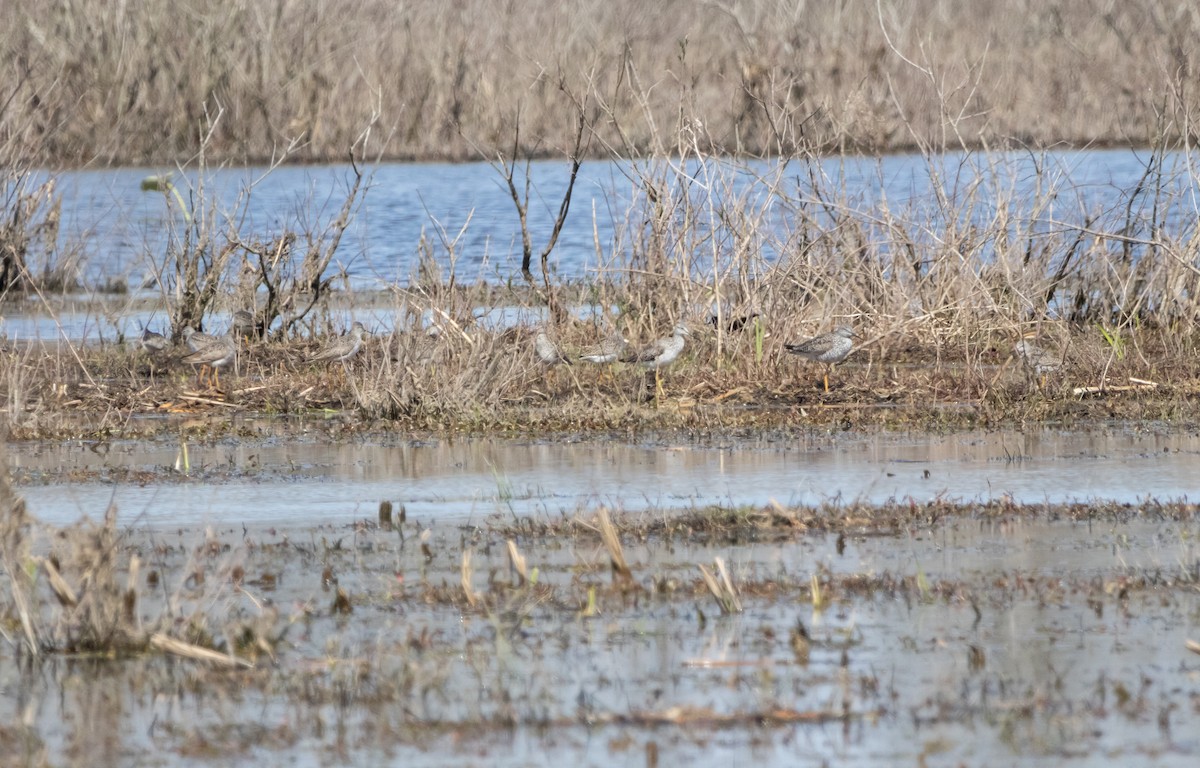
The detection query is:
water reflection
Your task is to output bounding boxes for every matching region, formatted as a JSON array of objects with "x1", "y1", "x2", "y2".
[
  {"x1": 3, "y1": 511, "x2": 1195, "y2": 766},
  {"x1": 10, "y1": 426, "x2": 1200, "y2": 527}
]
